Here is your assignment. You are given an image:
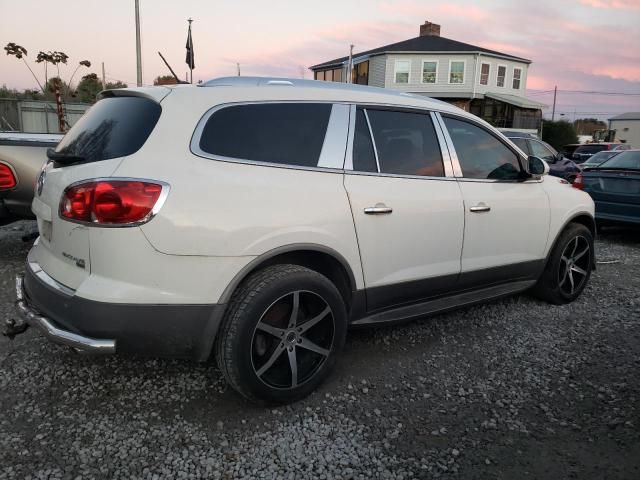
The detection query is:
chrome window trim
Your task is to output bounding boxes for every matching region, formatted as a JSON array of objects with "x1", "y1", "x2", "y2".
[
  {"x1": 318, "y1": 104, "x2": 351, "y2": 169},
  {"x1": 362, "y1": 109, "x2": 381, "y2": 173},
  {"x1": 190, "y1": 100, "x2": 347, "y2": 174},
  {"x1": 344, "y1": 104, "x2": 356, "y2": 170},
  {"x1": 344, "y1": 170, "x2": 458, "y2": 181},
  {"x1": 430, "y1": 111, "x2": 454, "y2": 177},
  {"x1": 58, "y1": 177, "x2": 171, "y2": 228},
  {"x1": 433, "y1": 112, "x2": 463, "y2": 177}
]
